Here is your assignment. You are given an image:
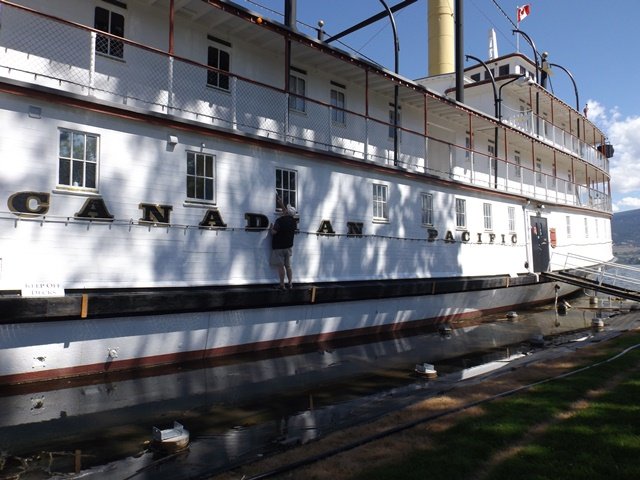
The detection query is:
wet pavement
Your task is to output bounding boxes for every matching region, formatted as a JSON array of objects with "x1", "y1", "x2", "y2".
[{"x1": 0, "y1": 294, "x2": 638, "y2": 479}]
